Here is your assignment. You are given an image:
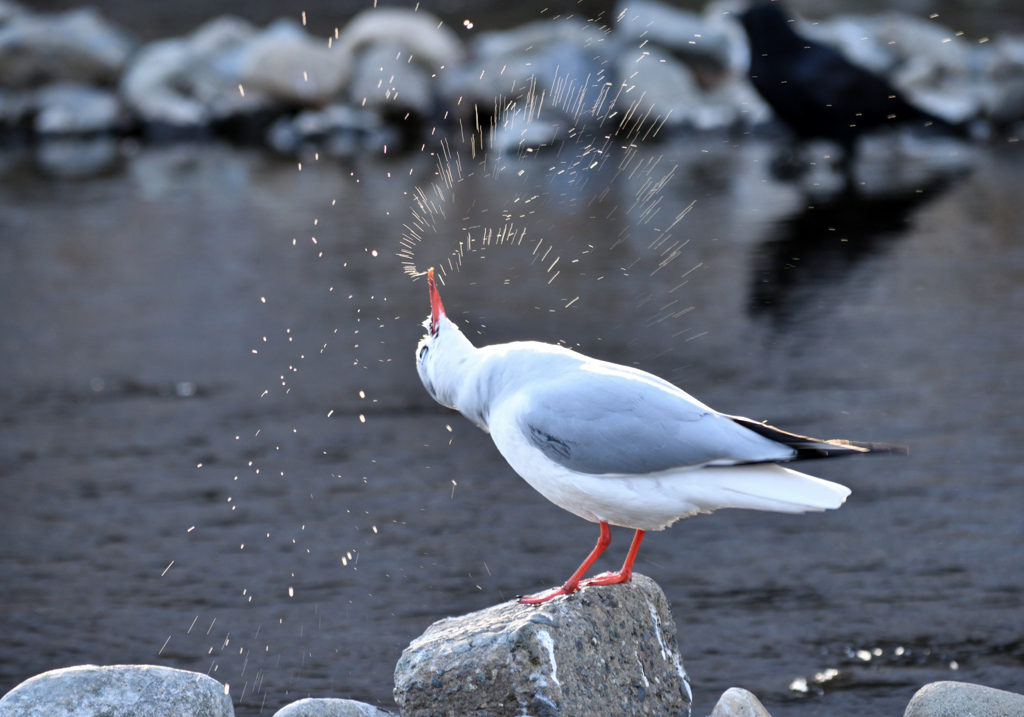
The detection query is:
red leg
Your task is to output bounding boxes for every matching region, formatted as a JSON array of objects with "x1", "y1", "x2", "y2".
[
  {"x1": 578, "y1": 529, "x2": 645, "y2": 587},
  {"x1": 519, "y1": 522, "x2": 612, "y2": 604}
]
